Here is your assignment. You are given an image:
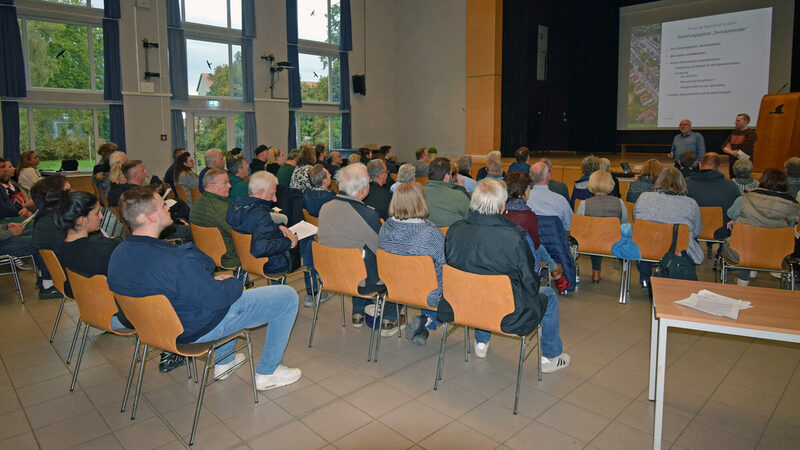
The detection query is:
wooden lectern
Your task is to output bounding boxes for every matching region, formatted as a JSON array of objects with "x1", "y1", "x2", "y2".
[{"x1": 752, "y1": 92, "x2": 800, "y2": 173}]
